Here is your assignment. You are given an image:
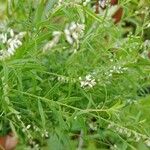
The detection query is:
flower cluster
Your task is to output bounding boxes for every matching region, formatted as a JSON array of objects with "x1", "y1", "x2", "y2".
[
  {"x1": 0, "y1": 28, "x2": 26, "y2": 60},
  {"x1": 110, "y1": 144, "x2": 117, "y2": 150},
  {"x1": 43, "y1": 31, "x2": 61, "y2": 52},
  {"x1": 20, "y1": 122, "x2": 49, "y2": 149},
  {"x1": 41, "y1": 130, "x2": 49, "y2": 138},
  {"x1": 91, "y1": 0, "x2": 110, "y2": 10},
  {"x1": 22, "y1": 124, "x2": 31, "y2": 132},
  {"x1": 64, "y1": 22, "x2": 85, "y2": 45},
  {"x1": 79, "y1": 74, "x2": 96, "y2": 89},
  {"x1": 28, "y1": 139, "x2": 40, "y2": 150},
  {"x1": 90, "y1": 0, "x2": 120, "y2": 17},
  {"x1": 57, "y1": 76, "x2": 76, "y2": 83},
  {"x1": 43, "y1": 22, "x2": 85, "y2": 52},
  {"x1": 108, "y1": 123, "x2": 150, "y2": 147},
  {"x1": 105, "y1": 66, "x2": 127, "y2": 77}
]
